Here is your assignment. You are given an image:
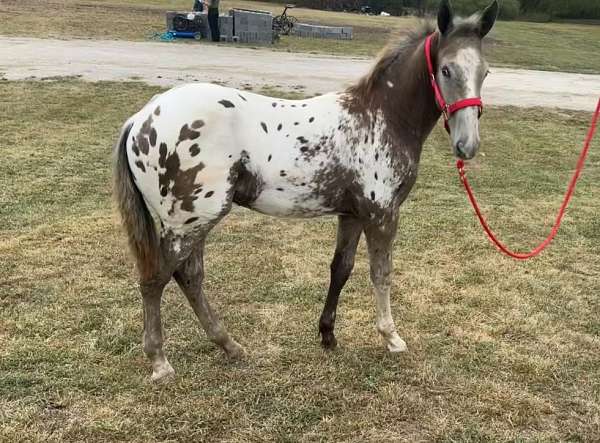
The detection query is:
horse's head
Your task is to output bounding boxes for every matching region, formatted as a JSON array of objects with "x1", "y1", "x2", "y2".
[{"x1": 435, "y1": 0, "x2": 498, "y2": 160}]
